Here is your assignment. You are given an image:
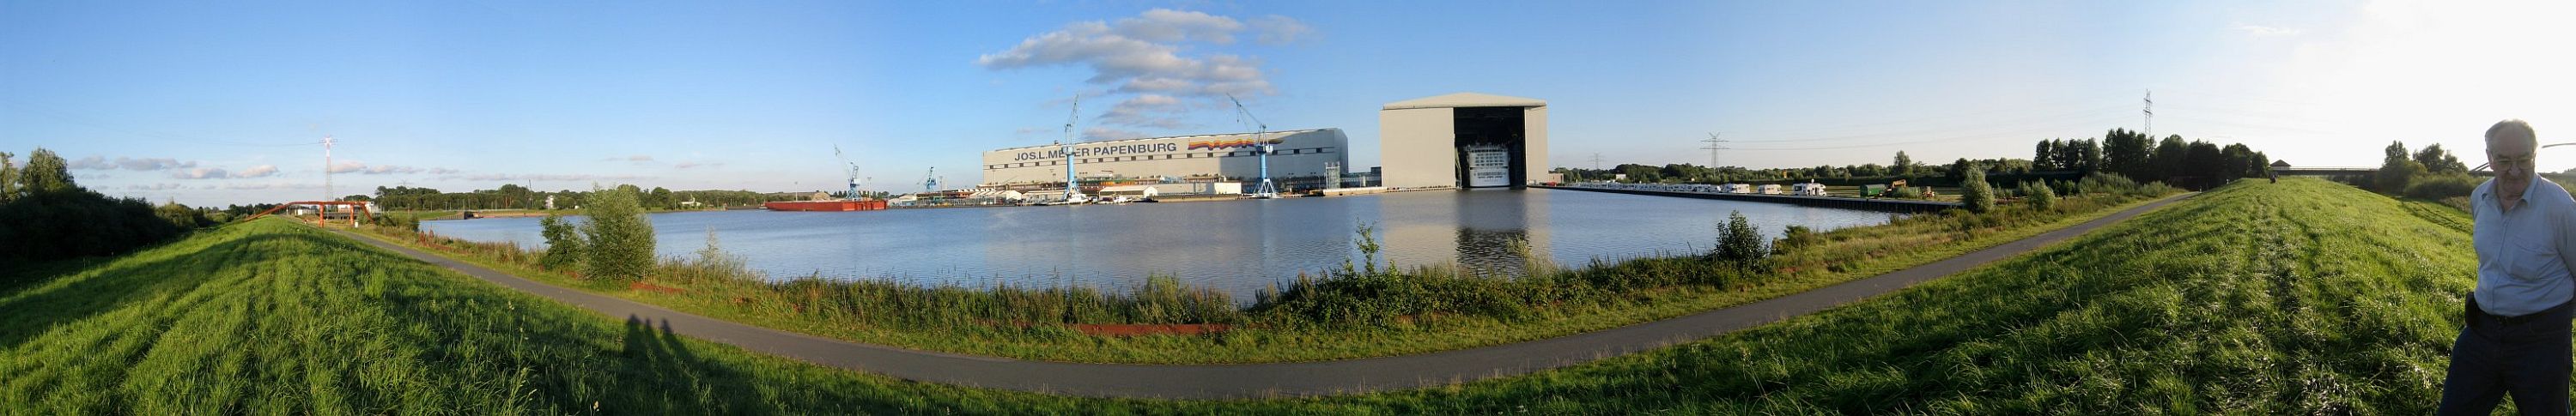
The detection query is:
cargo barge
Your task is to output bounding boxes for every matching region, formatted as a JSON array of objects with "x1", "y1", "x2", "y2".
[{"x1": 762, "y1": 199, "x2": 889, "y2": 212}]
